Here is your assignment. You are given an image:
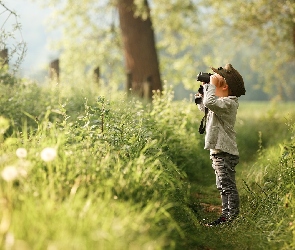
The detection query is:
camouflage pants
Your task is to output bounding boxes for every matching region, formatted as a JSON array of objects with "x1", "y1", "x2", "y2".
[{"x1": 210, "y1": 152, "x2": 240, "y2": 219}]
